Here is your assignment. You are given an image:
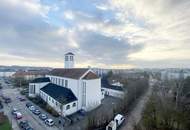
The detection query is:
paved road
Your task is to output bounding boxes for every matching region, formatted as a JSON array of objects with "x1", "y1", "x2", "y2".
[
  {"x1": 120, "y1": 84, "x2": 153, "y2": 130},
  {"x1": 0, "y1": 78, "x2": 59, "y2": 130}
]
